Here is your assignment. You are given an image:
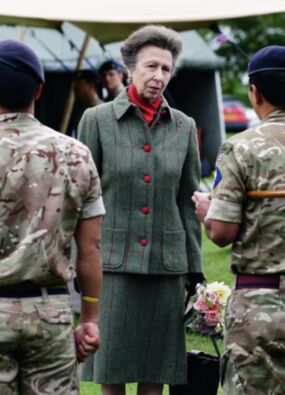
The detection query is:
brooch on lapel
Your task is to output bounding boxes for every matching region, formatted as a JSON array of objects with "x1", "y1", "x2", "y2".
[{"x1": 176, "y1": 119, "x2": 184, "y2": 127}]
